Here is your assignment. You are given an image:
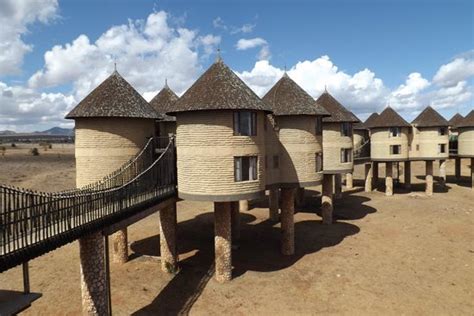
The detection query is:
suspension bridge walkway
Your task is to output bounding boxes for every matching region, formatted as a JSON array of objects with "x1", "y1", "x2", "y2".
[{"x1": 0, "y1": 137, "x2": 177, "y2": 273}]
